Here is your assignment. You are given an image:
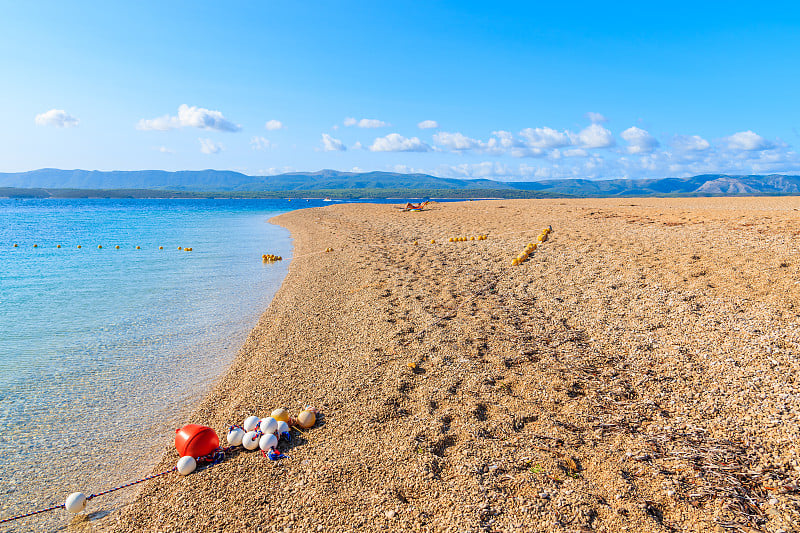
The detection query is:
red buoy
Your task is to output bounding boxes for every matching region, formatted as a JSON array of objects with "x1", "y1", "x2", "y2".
[{"x1": 175, "y1": 424, "x2": 219, "y2": 458}]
